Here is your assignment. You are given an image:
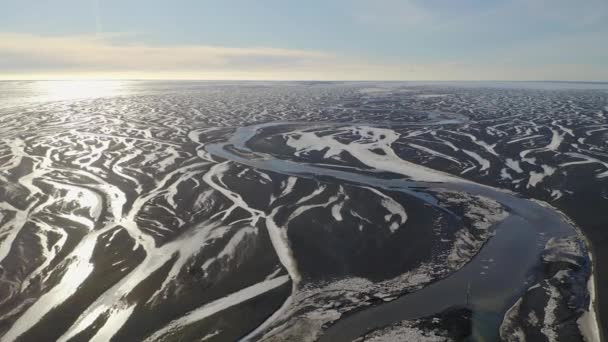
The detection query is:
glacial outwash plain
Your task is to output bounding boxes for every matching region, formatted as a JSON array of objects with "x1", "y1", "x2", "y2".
[{"x1": 0, "y1": 80, "x2": 606, "y2": 341}]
